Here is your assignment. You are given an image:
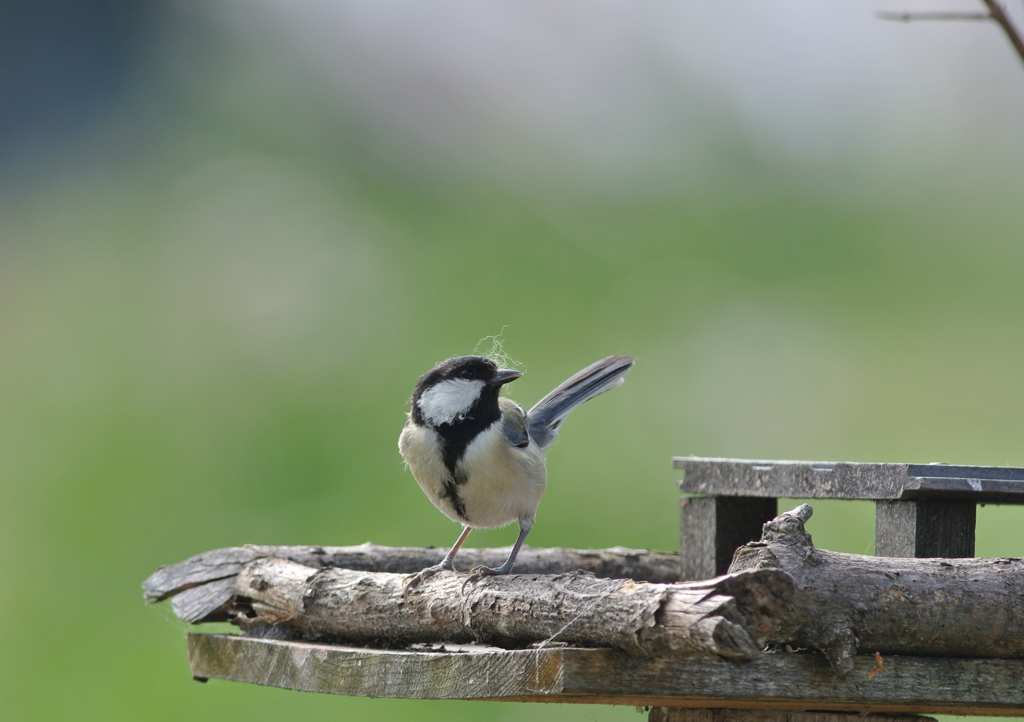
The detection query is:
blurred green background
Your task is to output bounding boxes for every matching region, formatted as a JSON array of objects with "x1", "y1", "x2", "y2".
[{"x1": 3, "y1": 2, "x2": 1024, "y2": 720}]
